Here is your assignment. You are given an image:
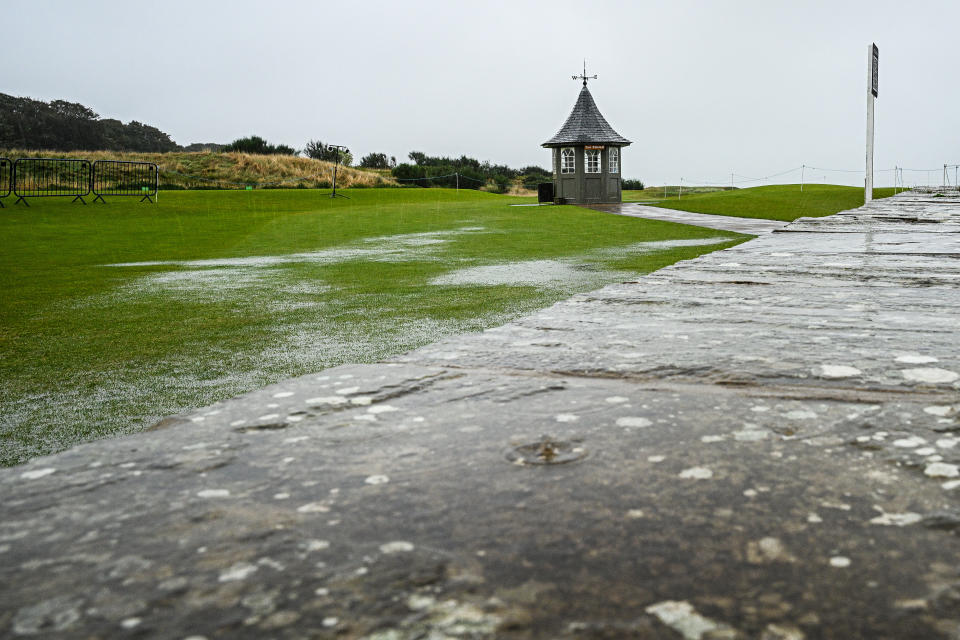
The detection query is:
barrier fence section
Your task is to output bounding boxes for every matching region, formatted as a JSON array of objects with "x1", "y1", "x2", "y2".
[
  {"x1": 92, "y1": 161, "x2": 159, "y2": 203},
  {"x1": 13, "y1": 158, "x2": 92, "y2": 206},
  {"x1": 0, "y1": 158, "x2": 10, "y2": 208}
]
